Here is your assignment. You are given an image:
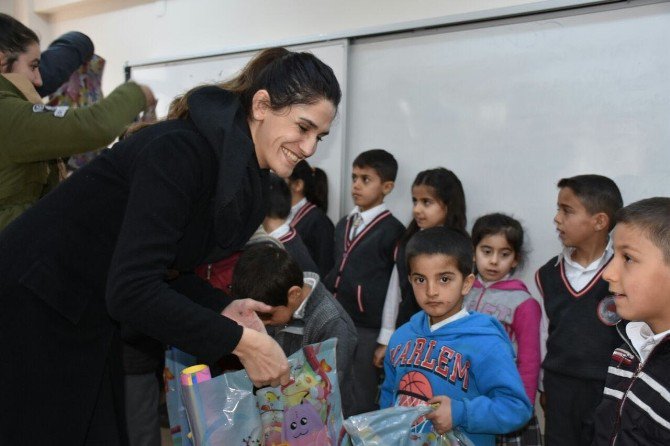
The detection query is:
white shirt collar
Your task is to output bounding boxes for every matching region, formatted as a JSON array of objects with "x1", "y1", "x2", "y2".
[
  {"x1": 293, "y1": 272, "x2": 319, "y2": 320},
  {"x1": 268, "y1": 222, "x2": 291, "y2": 240},
  {"x1": 626, "y1": 321, "x2": 670, "y2": 362},
  {"x1": 556, "y1": 237, "x2": 613, "y2": 270},
  {"x1": 287, "y1": 197, "x2": 308, "y2": 223},
  {"x1": 430, "y1": 307, "x2": 469, "y2": 331},
  {"x1": 349, "y1": 203, "x2": 388, "y2": 226}
]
